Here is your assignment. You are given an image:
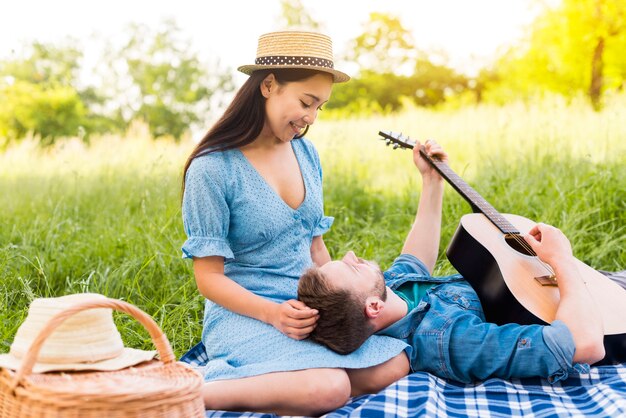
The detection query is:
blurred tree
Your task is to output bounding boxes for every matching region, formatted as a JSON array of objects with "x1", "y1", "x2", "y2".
[
  {"x1": 586, "y1": 0, "x2": 625, "y2": 109},
  {"x1": 329, "y1": 13, "x2": 468, "y2": 114},
  {"x1": 0, "y1": 41, "x2": 92, "y2": 144},
  {"x1": 0, "y1": 81, "x2": 86, "y2": 146},
  {"x1": 328, "y1": 62, "x2": 468, "y2": 113},
  {"x1": 277, "y1": 0, "x2": 321, "y2": 30},
  {"x1": 410, "y1": 56, "x2": 468, "y2": 107},
  {"x1": 0, "y1": 19, "x2": 235, "y2": 145},
  {"x1": 1, "y1": 41, "x2": 82, "y2": 86},
  {"x1": 109, "y1": 19, "x2": 234, "y2": 140},
  {"x1": 327, "y1": 71, "x2": 408, "y2": 113},
  {"x1": 487, "y1": 0, "x2": 625, "y2": 109},
  {"x1": 345, "y1": 12, "x2": 416, "y2": 75}
]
